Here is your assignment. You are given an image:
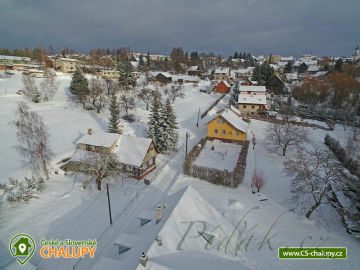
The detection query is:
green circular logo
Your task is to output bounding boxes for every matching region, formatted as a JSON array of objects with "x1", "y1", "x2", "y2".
[{"x1": 9, "y1": 233, "x2": 36, "y2": 265}]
